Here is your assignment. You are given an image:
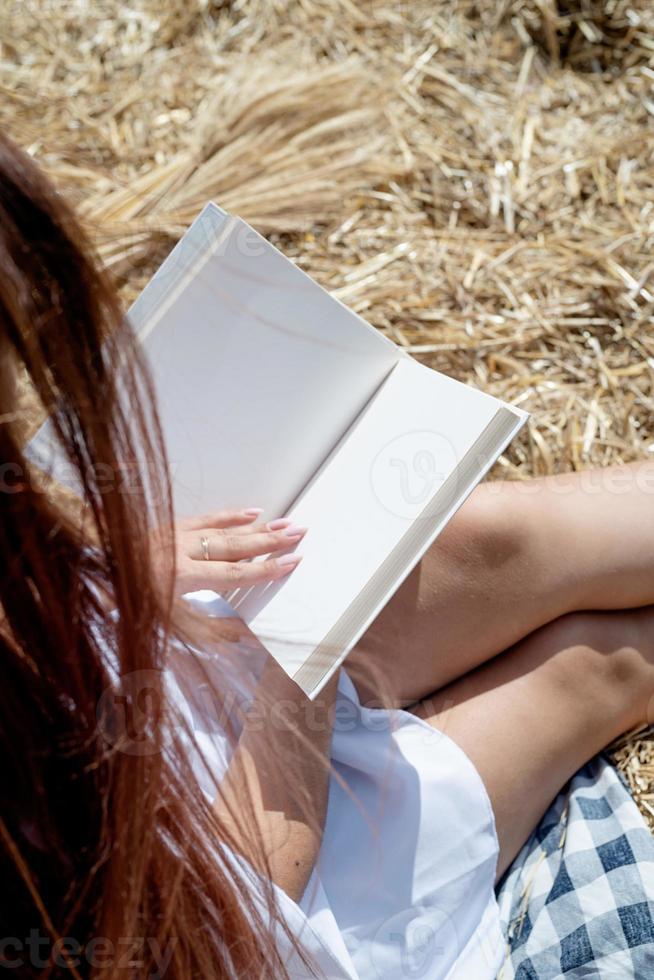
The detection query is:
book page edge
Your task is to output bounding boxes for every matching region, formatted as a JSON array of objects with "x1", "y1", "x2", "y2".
[{"x1": 294, "y1": 405, "x2": 528, "y2": 698}]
